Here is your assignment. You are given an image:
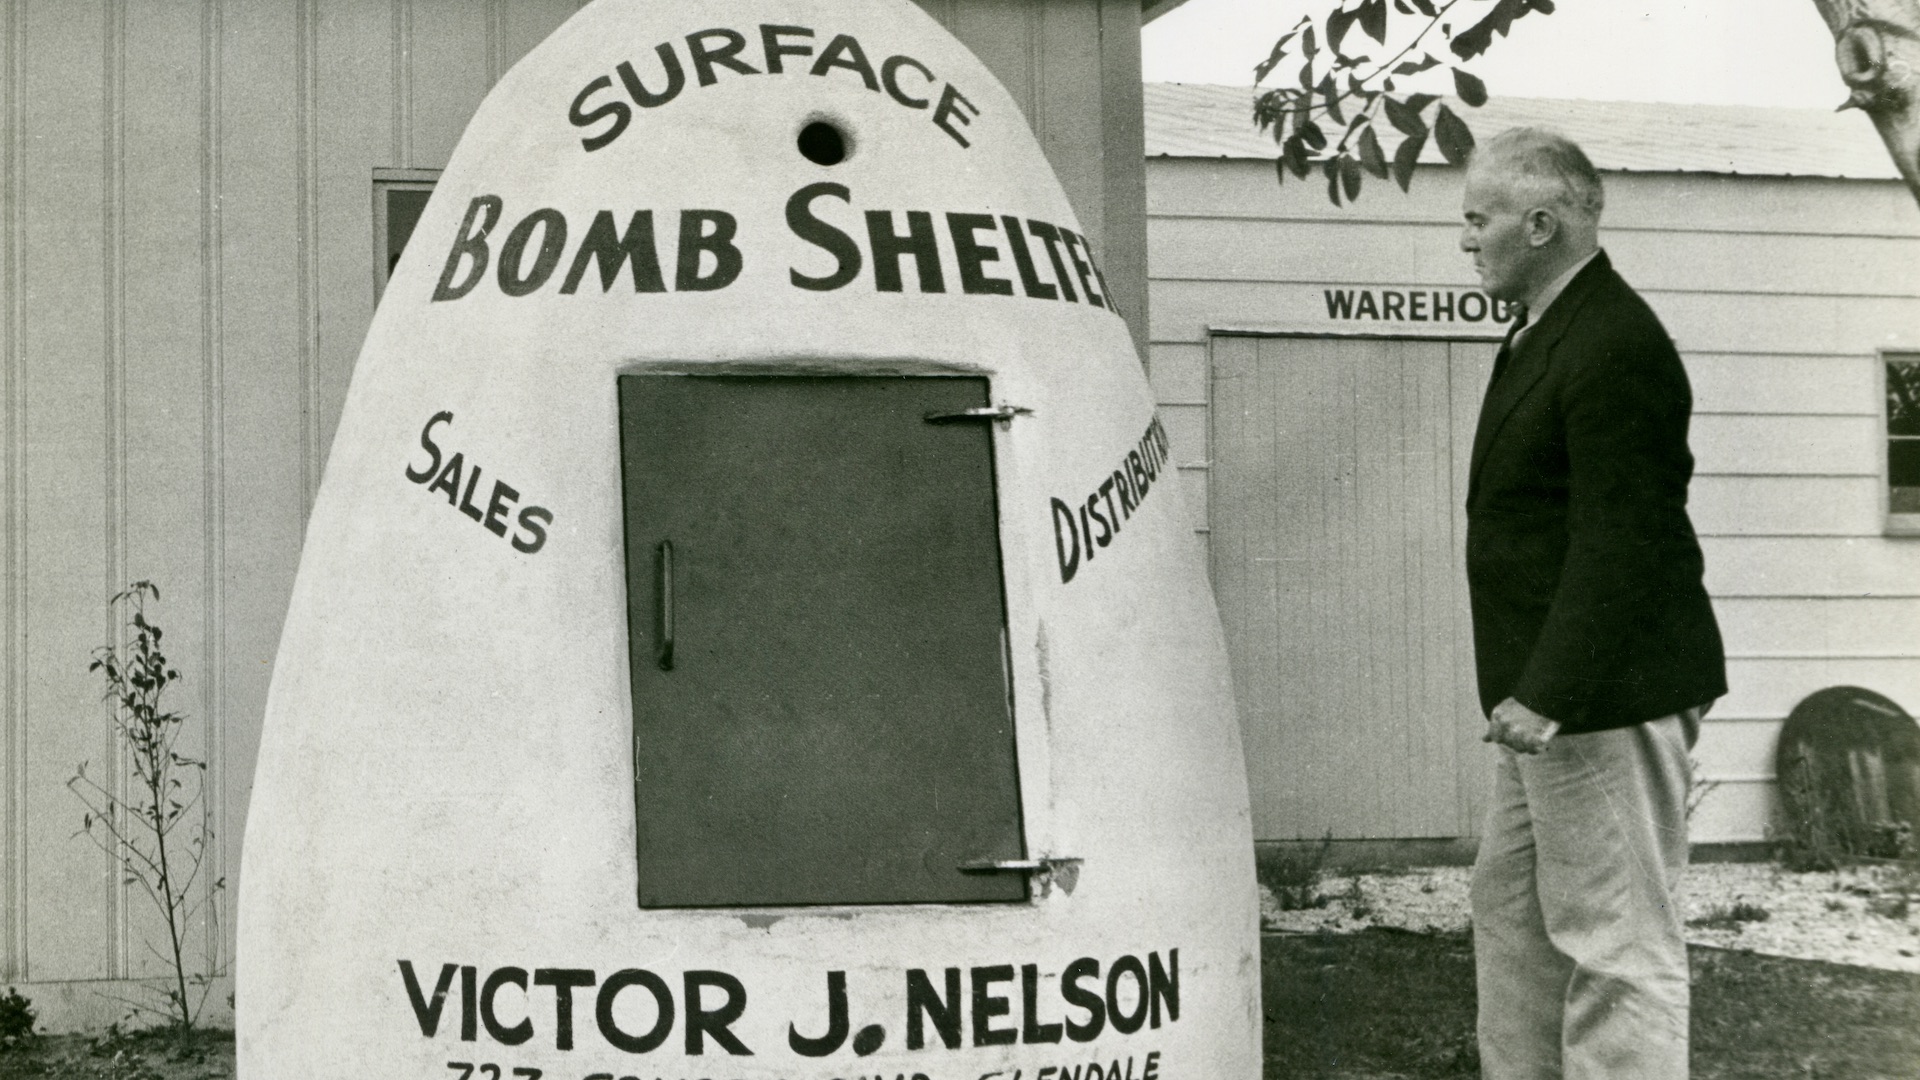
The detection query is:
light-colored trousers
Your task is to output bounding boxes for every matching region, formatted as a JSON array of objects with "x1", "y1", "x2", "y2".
[{"x1": 1471, "y1": 714, "x2": 1694, "y2": 1080}]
